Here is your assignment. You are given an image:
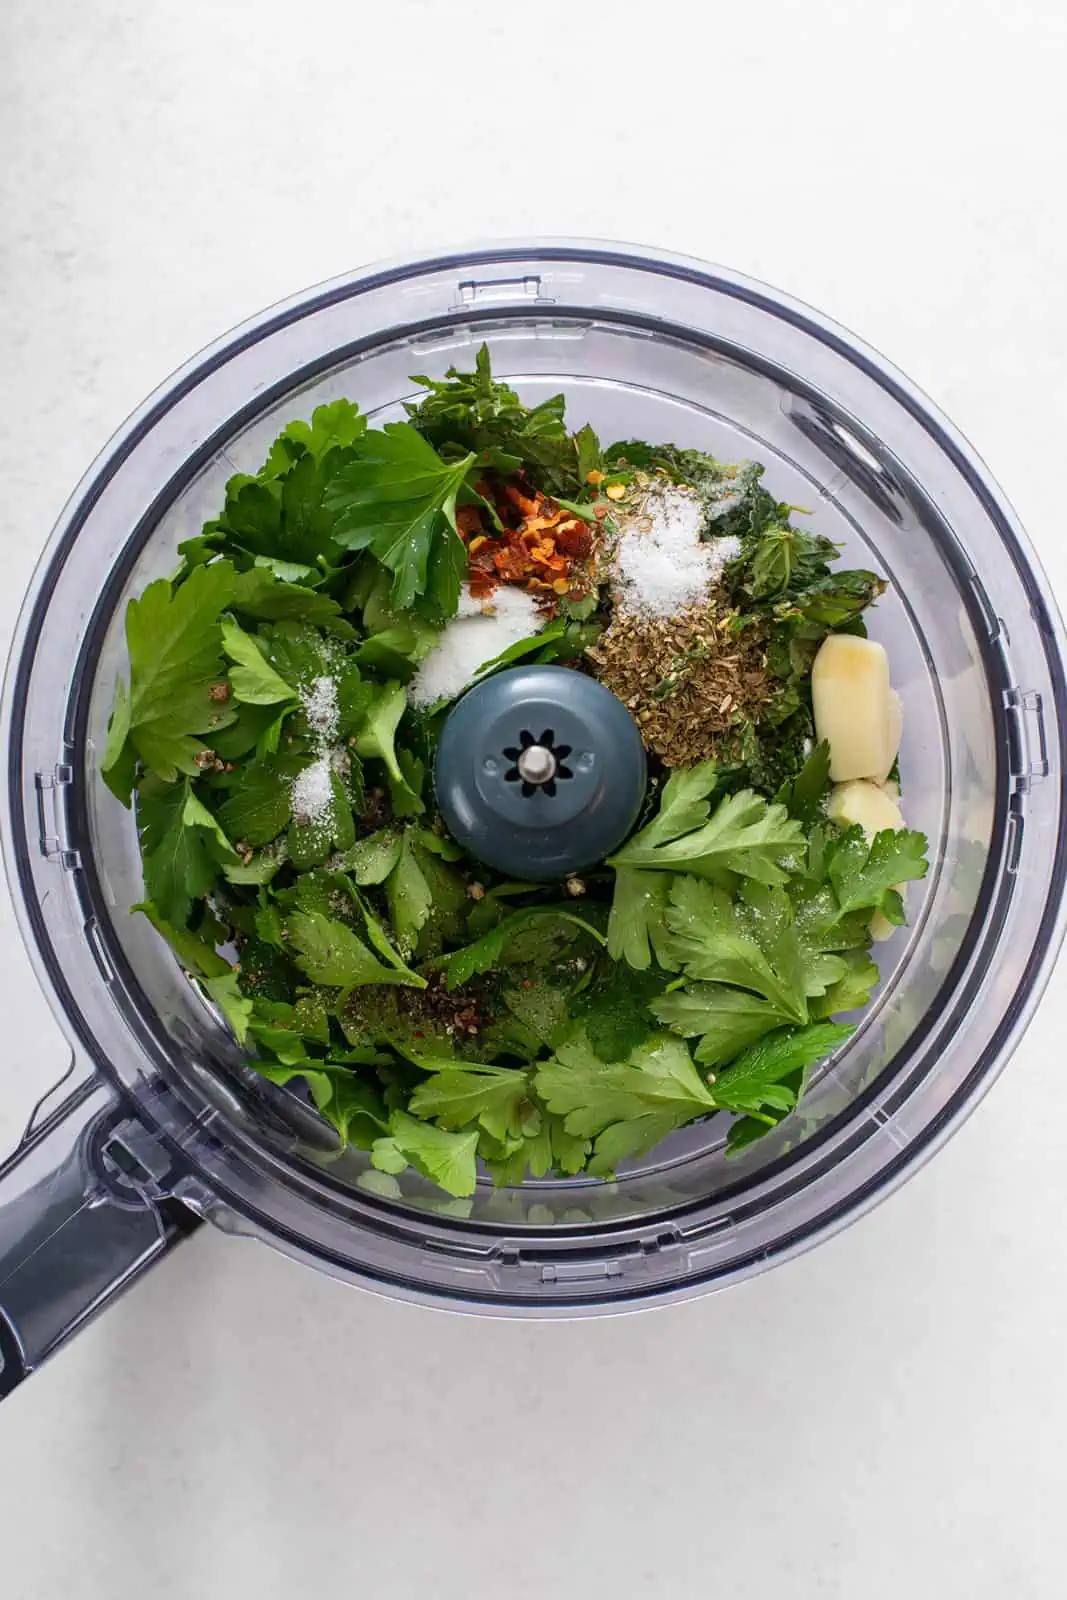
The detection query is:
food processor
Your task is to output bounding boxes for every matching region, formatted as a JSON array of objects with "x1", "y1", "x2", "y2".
[{"x1": 2, "y1": 241, "x2": 1064, "y2": 1399}]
